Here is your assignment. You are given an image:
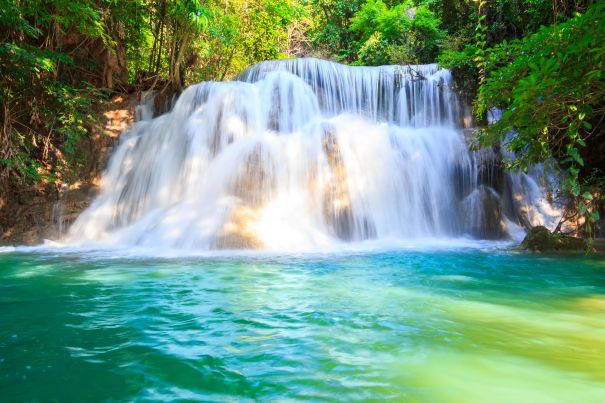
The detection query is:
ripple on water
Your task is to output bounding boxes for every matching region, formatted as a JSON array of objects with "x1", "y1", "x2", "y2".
[{"x1": 0, "y1": 249, "x2": 604, "y2": 401}]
